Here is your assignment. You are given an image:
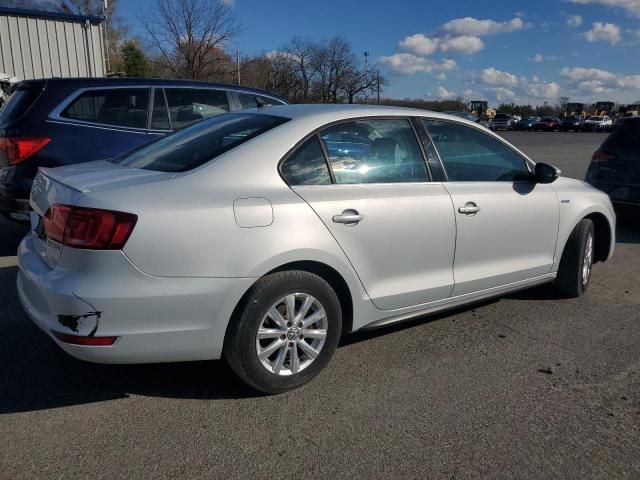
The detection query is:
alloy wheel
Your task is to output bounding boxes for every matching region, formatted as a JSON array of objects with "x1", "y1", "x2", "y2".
[
  {"x1": 256, "y1": 293, "x2": 328, "y2": 376},
  {"x1": 582, "y1": 234, "x2": 593, "y2": 286}
]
